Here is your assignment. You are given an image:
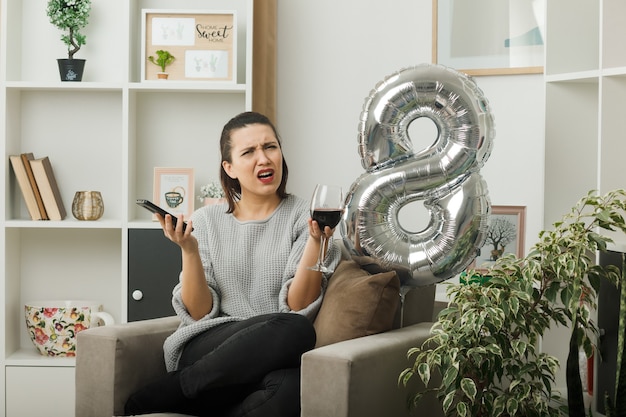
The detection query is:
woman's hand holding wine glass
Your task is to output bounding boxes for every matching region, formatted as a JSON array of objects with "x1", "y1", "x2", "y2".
[{"x1": 308, "y1": 184, "x2": 344, "y2": 273}]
